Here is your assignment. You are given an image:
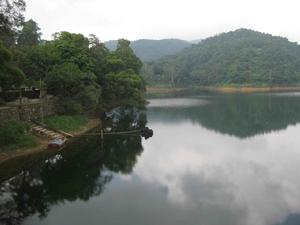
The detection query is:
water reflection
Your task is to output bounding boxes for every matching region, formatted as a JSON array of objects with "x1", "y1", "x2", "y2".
[
  {"x1": 2, "y1": 94, "x2": 300, "y2": 225},
  {"x1": 148, "y1": 94, "x2": 300, "y2": 138},
  {"x1": 133, "y1": 94, "x2": 300, "y2": 225},
  {"x1": 135, "y1": 120, "x2": 300, "y2": 225},
  {"x1": 0, "y1": 108, "x2": 147, "y2": 225}
]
